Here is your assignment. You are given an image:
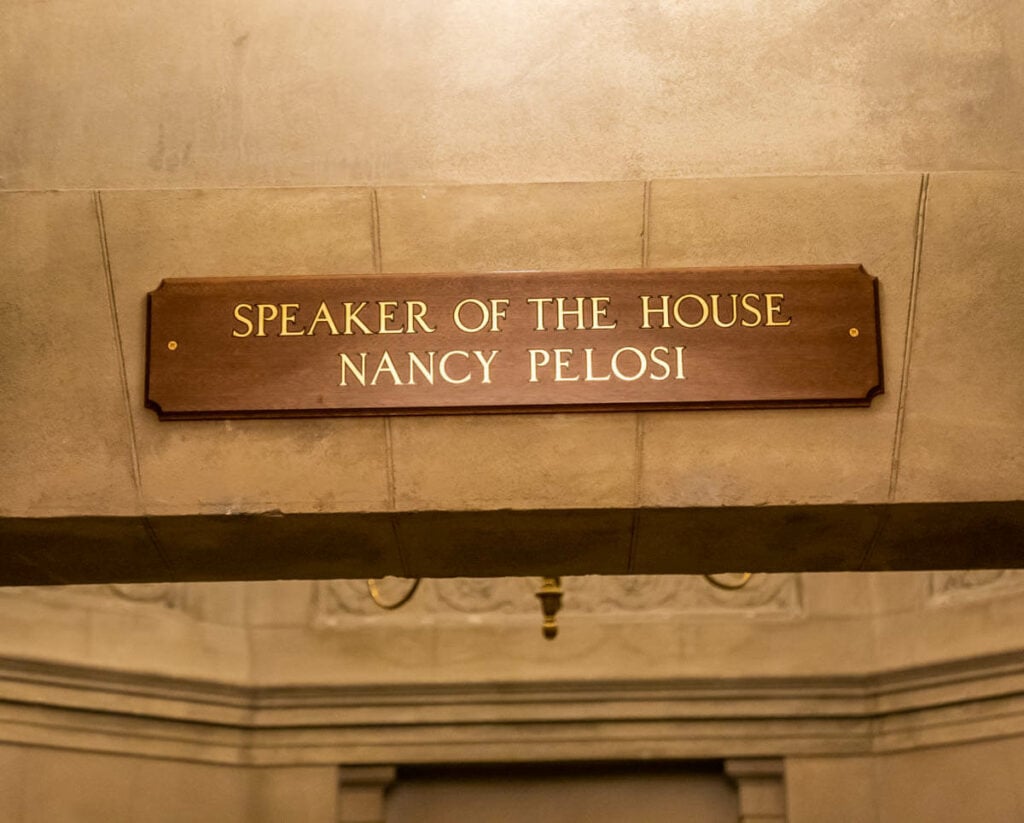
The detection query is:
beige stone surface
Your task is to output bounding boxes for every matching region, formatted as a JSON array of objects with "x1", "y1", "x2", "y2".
[
  {"x1": 2, "y1": 1, "x2": 1021, "y2": 190},
  {"x1": 0, "y1": 585, "x2": 250, "y2": 682},
  {"x1": 895, "y1": 172, "x2": 1024, "y2": 502},
  {"x1": 391, "y1": 414, "x2": 639, "y2": 512},
  {"x1": 100, "y1": 187, "x2": 391, "y2": 514},
  {"x1": 0, "y1": 745, "x2": 252, "y2": 823},
  {"x1": 875, "y1": 737, "x2": 1024, "y2": 822},
  {"x1": 871, "y1": 574, "x2": 1024, "y2": 672},
  {"x1": 0, "y1": 192, "x2": 138, "y2": 517},
  {"x1": 379, "y1": 181, "x2": 644, "y2": 513},
  {"x1": 641, "y1": 174, "x2": 922, "y2": 508},
  {"x1": 785, "y1": 757, "x2": 877, "y2": 823},
  {"x1": 377, "y1": 182, "x2": 643, "y2": 272}
]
